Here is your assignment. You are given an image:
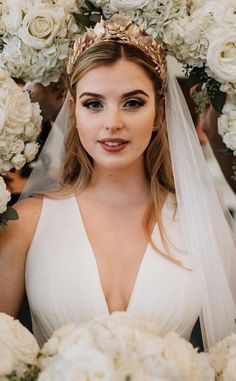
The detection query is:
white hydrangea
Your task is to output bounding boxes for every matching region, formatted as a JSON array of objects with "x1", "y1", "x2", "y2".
[
  {"x1": 0, "y1": 1, "x2": 78, "y2": 85},
  {"x1": 0, "y1": 68, "x2": 42, "y2": 174},
  {"x1": 0, "y1": 176, "x2": 10, "y2": 214},
  {"x1": 218, "y1": 95, "x2": 236, "y2": 153},
  {"x1": 39, "y1": 312, "x2": 214, "y2": 381},
  {"x1": 165, "y1": 2, "x2": 215, "y2": 65}
]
